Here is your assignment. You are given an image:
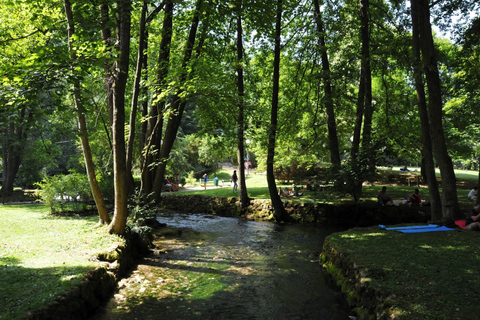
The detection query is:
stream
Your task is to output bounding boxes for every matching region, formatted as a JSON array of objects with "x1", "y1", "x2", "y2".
[{"x1": 90, "y1": 212, "x2": 351, "y2": 320}]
